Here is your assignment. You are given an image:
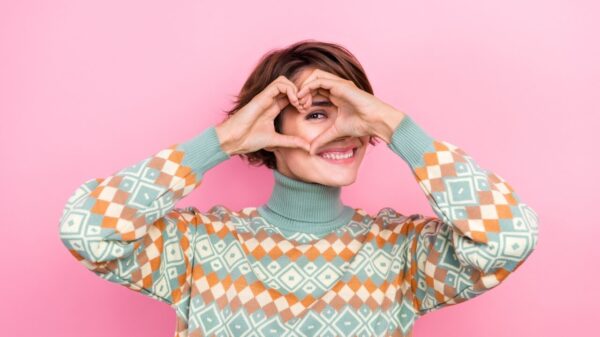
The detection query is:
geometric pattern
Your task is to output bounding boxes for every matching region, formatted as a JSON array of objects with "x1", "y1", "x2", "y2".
[
  {"x1": 402, "y1": 140, "x2": 540, "y2": 315},
  {"x1": 58, "y1": 144, "x2": 202, "y2": 308},
  {"x1": 58, "y1": 121, "x2": 540, "y2": 337}
]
